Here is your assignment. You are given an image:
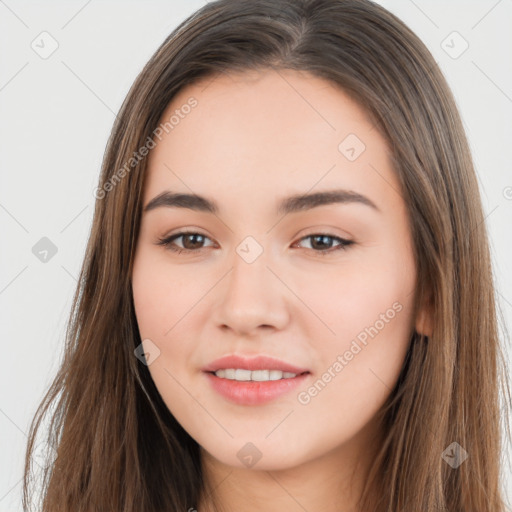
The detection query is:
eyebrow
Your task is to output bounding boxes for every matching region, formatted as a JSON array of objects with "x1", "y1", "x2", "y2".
[{"x1": 143, "y1": 189, "x2": 380, "y2": 215}]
